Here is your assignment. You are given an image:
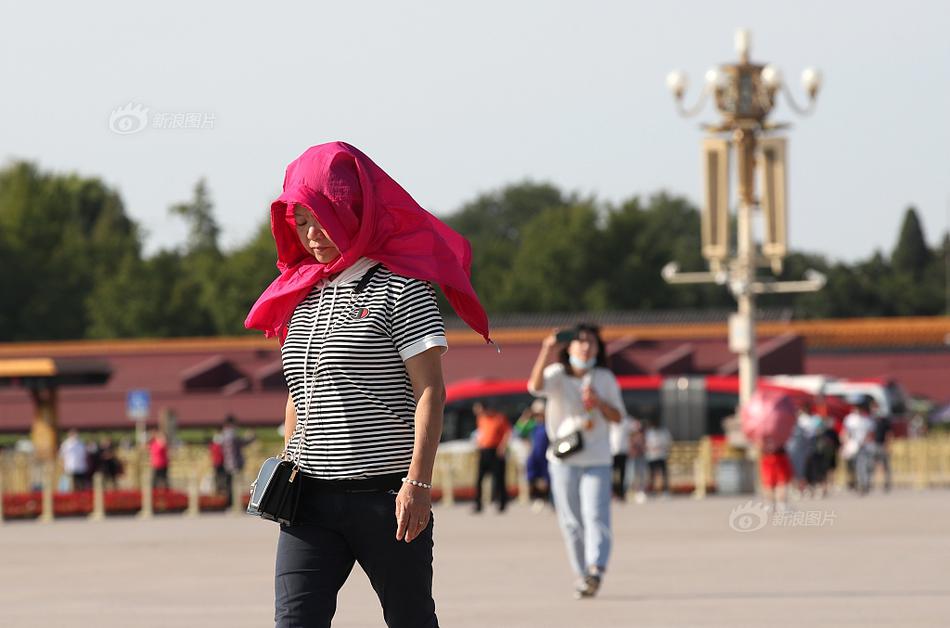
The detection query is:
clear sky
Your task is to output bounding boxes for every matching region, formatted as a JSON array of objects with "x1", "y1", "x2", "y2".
[{"x1": 2, "y1": 0, "x2": 947, "y2": 262}]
